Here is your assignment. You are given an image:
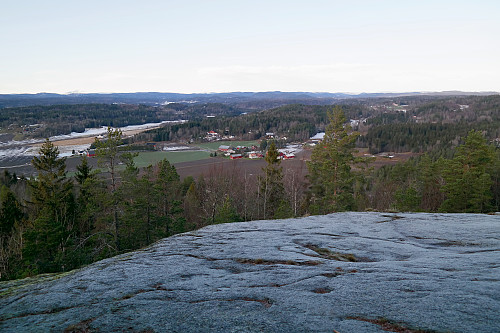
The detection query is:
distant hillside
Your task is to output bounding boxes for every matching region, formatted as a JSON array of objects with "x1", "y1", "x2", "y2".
[
  {"x1": 1, "y1": 91, "x2": 497, "y2": 108},
  {"x1": 0, "y1": 103, "x2": 247, "y2": 138},
  {"x1": 138, "y1": 94, "x2": 500, "y2": 154}
]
